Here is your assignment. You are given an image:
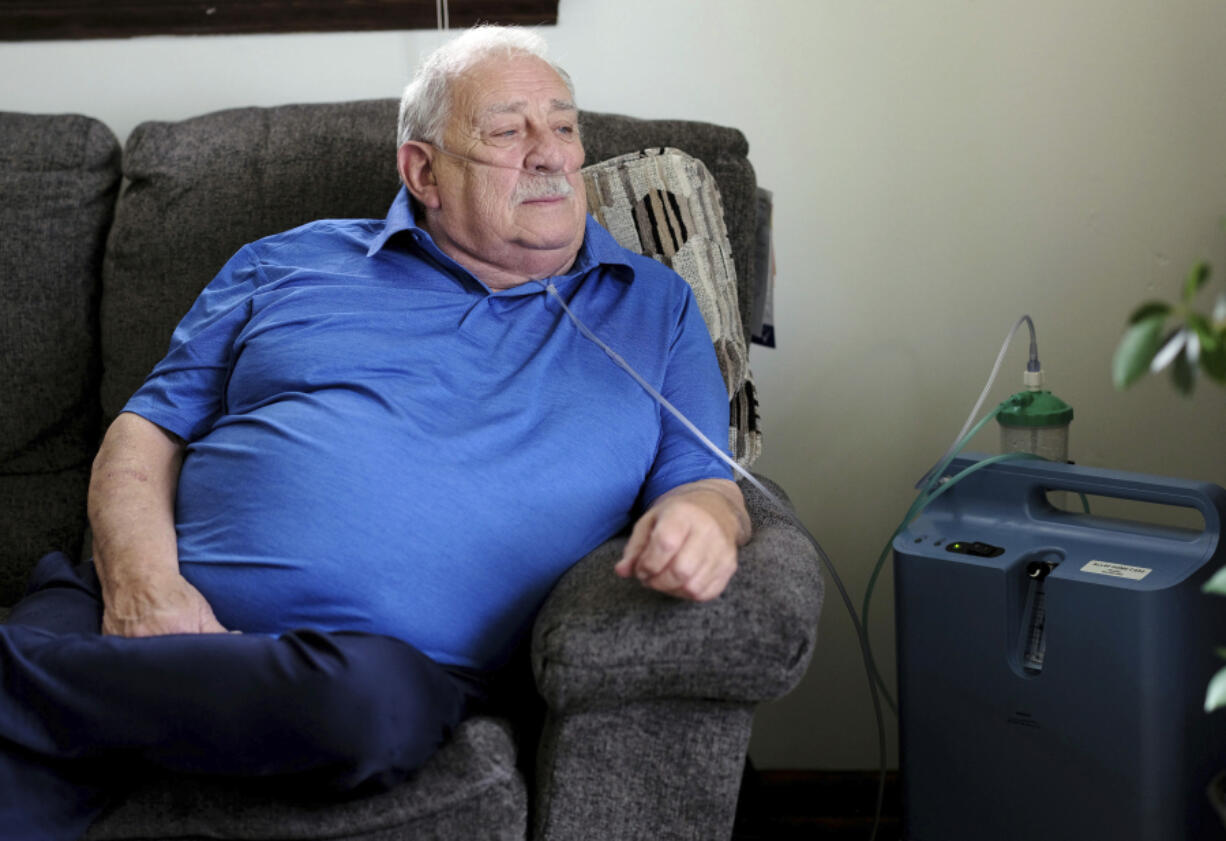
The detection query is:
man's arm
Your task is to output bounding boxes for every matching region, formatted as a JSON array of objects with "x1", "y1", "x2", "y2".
[
  {"x1": 614, "y1": 478, "x2": 751, "y2": 601},
  {"x1": 89, "y1": 412, "x2": 227, "y2": 636}
]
